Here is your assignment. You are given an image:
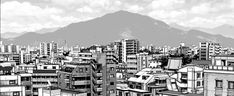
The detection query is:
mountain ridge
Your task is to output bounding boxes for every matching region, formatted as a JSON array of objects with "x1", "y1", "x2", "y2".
[{"x1": 3, "y1": 10, "x2": 234, "y2": 47}]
